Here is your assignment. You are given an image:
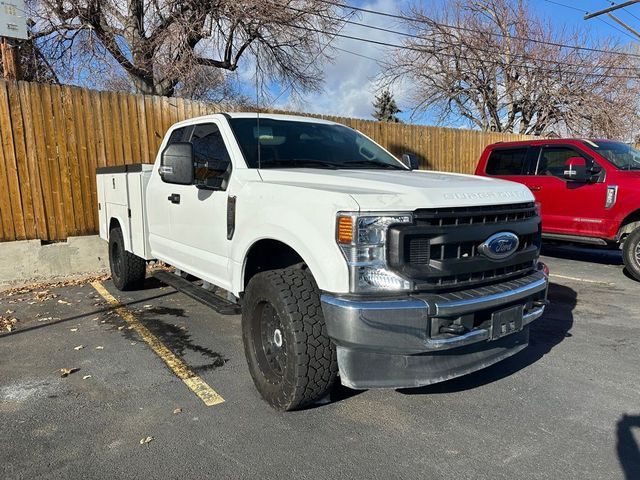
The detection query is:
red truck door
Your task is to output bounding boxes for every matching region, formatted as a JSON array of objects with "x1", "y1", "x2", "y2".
[{"x1": 529, "y1": 145, "x2": 609, "y2": 237}]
